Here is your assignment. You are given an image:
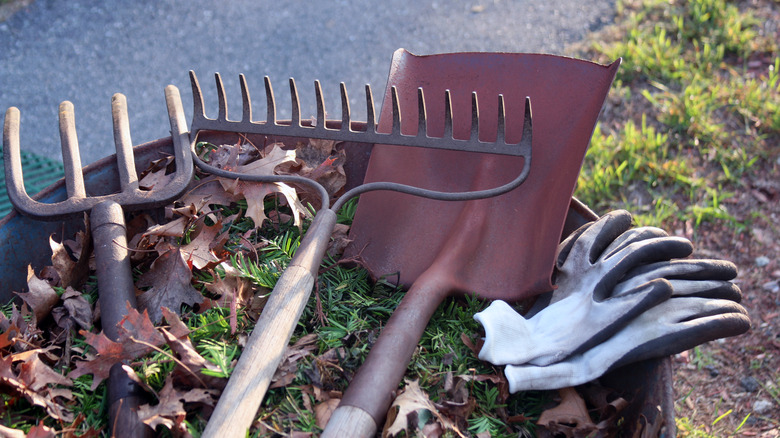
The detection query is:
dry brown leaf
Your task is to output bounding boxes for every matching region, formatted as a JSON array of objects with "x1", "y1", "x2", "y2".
[
  {"x1": 159, "y1": 322, "x2": 226, "y2": 391},
  {"x1": 50, "y1": 235, "x2": 76, "y2": 288},
  {"x1": 0, "y1": 353, "x2": 74, "y2": 422},
  {"x1": 537, "y1": 387, "x2": 597, "y2": 437},
  {"x1": 136, "y1": 247, "x2": 204, "y2": 323},
  {"x1": 0, "y1": 424, "x2": 27, "y2": 438},
  {"x1": 16, "y1": 266, "x2": 60, "y2": 325},
  {"x1": 314, "y1": 398, "x2": 341, "y2": 429},
  {"x1": 383, "y1": 380, "x2": 462, "y2": 438},
  {"x1": 16, "y1": 350, "x2": 73, "y2": 391},
  {"x1": 327, "y1": 223, "x2": 352, "y2": 259},
  {"x1": 204, "y1": 266, "x2": 253, "y2": 334},
  {"x1": 180, "y1": 219, "x2": 223, "y2": 270},
  {"x1": 51, "y1": 287, "x2": 93, "y2": 333},
  {"x1": 277, "y1": 139, "x2": 347, "y2": 199},
  {"x1": 179, "y1": 176, "x2": 240, "y2": 215},
  {"x1": 68, "y1": 306, "x2": 167, "y2": 389},
  {"x1": 217, "y1": 144, "x2": 311, "y2": 228},
  {"x1": 270, "y1": 333, "x2": 318, "y2": 389},
  {"x1": 137, "y1": 376, "x2": 215, "y2": 435},
  {"x1": 139, "y1": 156, "x2": 176, "y2": 190},
  {"x1": 143, "y1": 215, "x2": 190, "y2": 238}
]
